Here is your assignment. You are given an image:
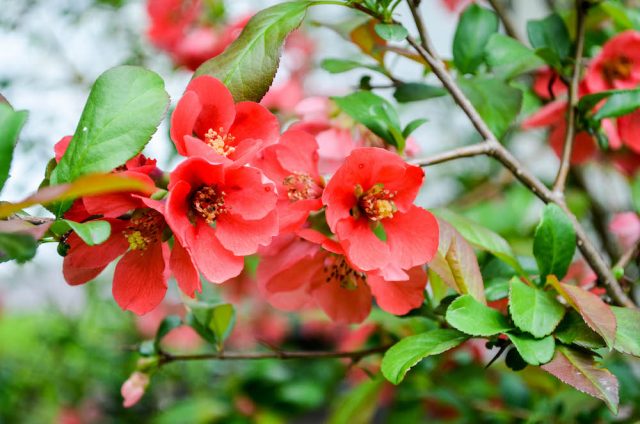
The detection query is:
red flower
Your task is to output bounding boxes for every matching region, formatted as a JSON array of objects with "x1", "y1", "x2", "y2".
[
  {"x1": 322, "y1": 147, "x2": 438, "y2": 279},
  {"x1": 257, "y1": 232, "x2": 428, "y2": 324},
  {"x1": 585, "y1": 30, "x2": 640, "y2": 93},
  {"x1": 63, "y1": 197, "x2": 201, "y2": 315},
  {"x1": 532, "y1": 67, "x2": 567, "y2": 100},
  {"x1": 618, "y1": 110, "x2": 640, "y2": 154},
  {"x1": 171, "y1": 76, "x2": 279, "y2": 165},
  {"x1": 256, "y1": 129, "x2": 324, "y2": 233},
  {"x1": 165, "y1": 157, "x2": 278, "y2": 283}
]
